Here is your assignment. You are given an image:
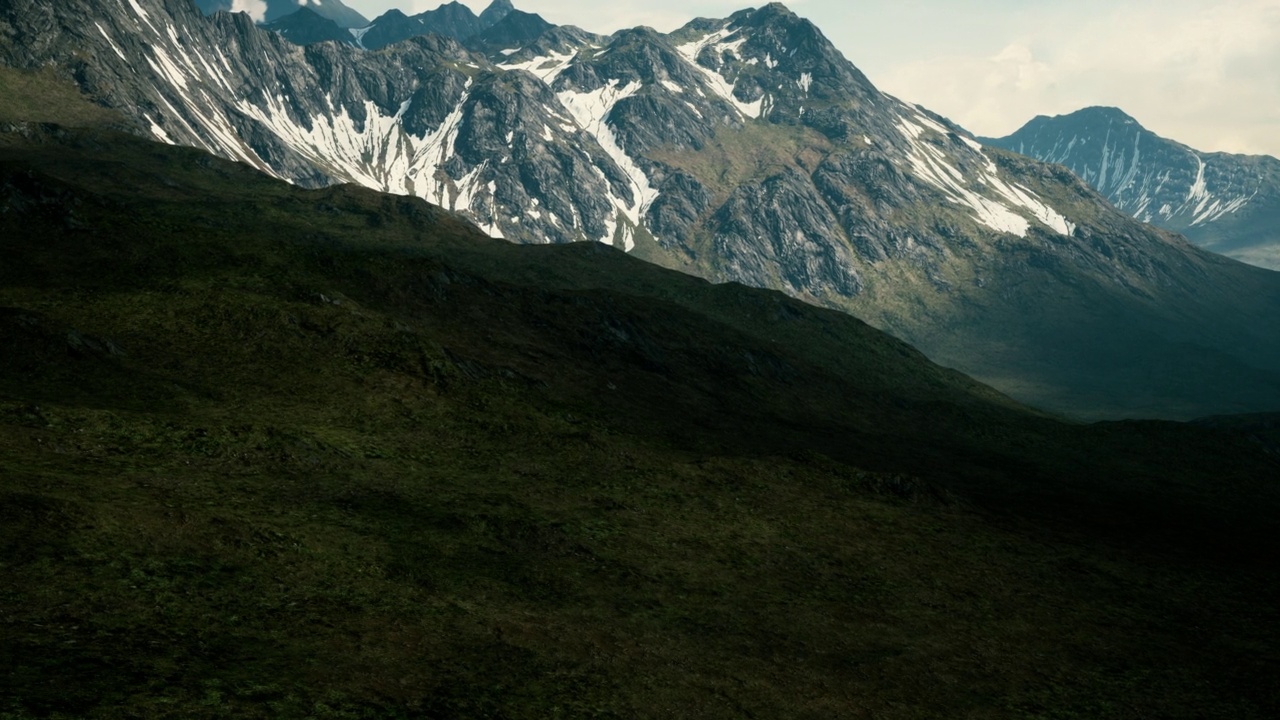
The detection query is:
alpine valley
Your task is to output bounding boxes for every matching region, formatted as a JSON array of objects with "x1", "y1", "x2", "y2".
[
  {"x1": 4, "y1": 0, "x2": 1280, "y2": 419},
  {"x1": 985, "y1": 107, "x2": 1280, "y2": 272},
  {"x1": 3, "y1": 2, "x2": 1280, "y2": 718}
]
